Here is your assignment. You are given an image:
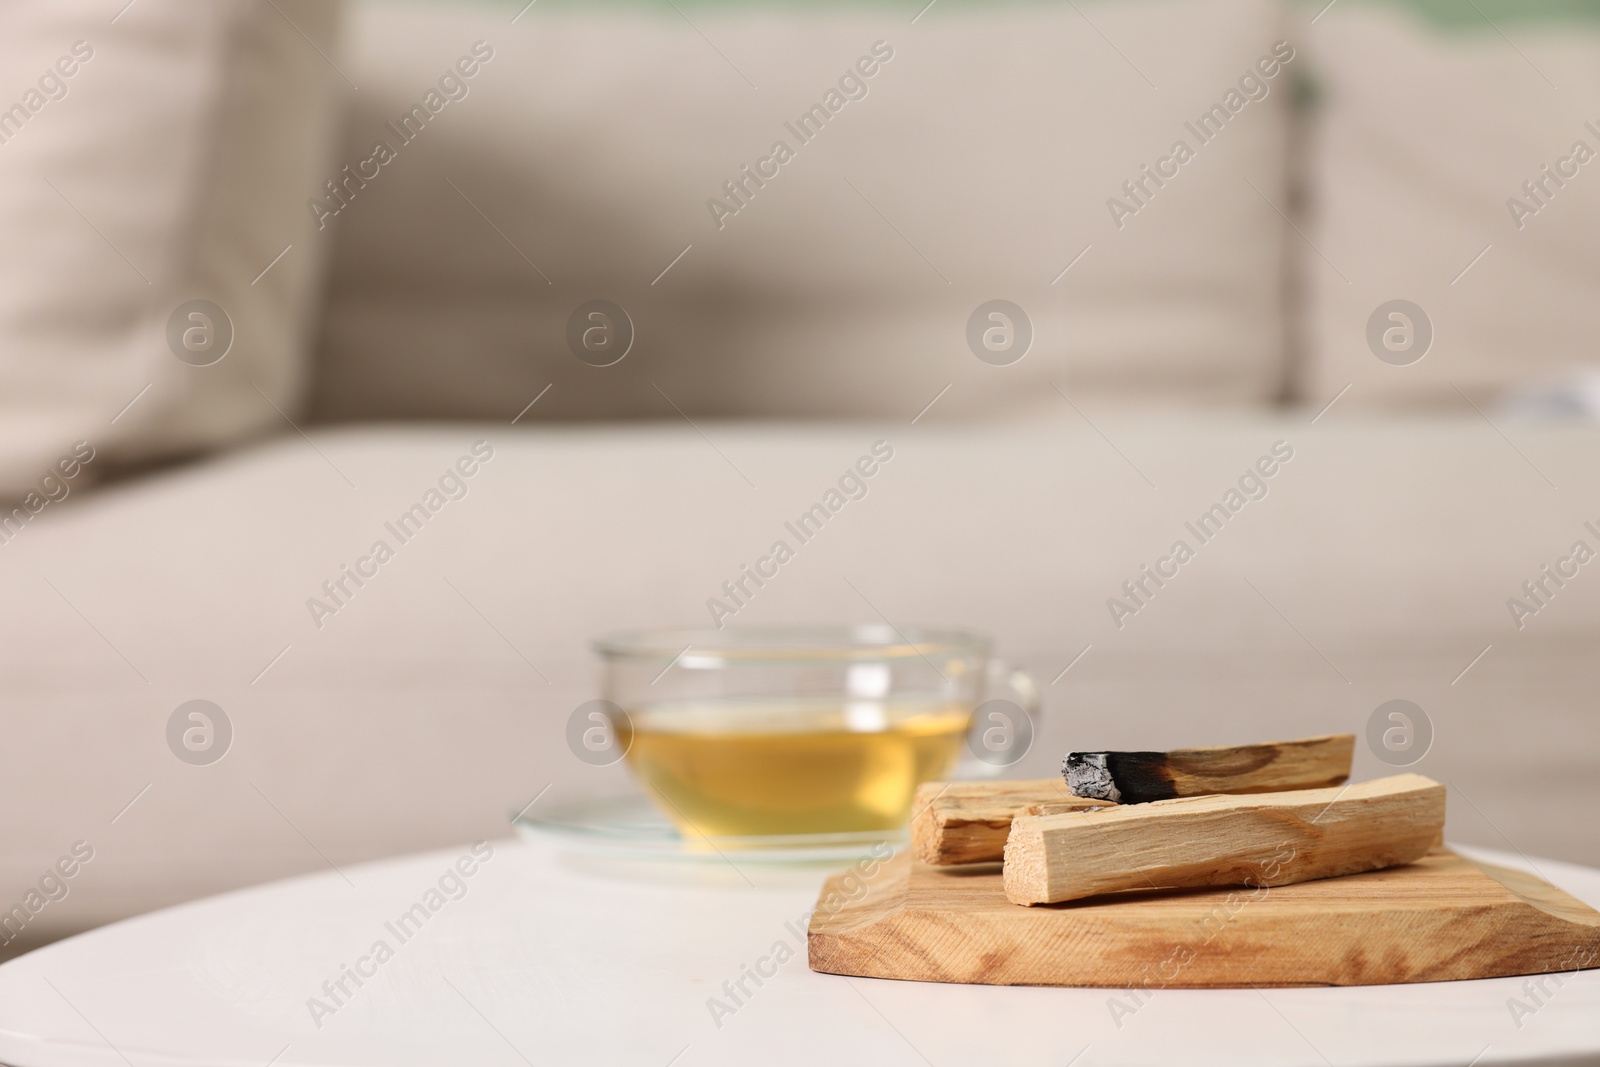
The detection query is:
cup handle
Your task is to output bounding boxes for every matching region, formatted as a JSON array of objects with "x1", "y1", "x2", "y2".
[{"x1": 956, "y1": 659, "x2": 1042, "y2": 778}]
